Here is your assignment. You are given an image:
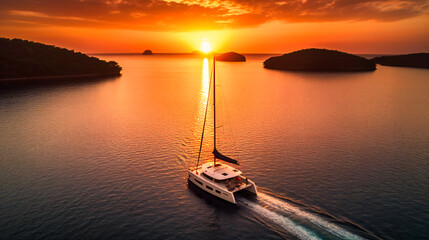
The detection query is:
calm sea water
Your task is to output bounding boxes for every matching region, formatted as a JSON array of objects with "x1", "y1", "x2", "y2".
[{"x1": 1, "y1": 54, "x2": 428, "y2": 240}]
